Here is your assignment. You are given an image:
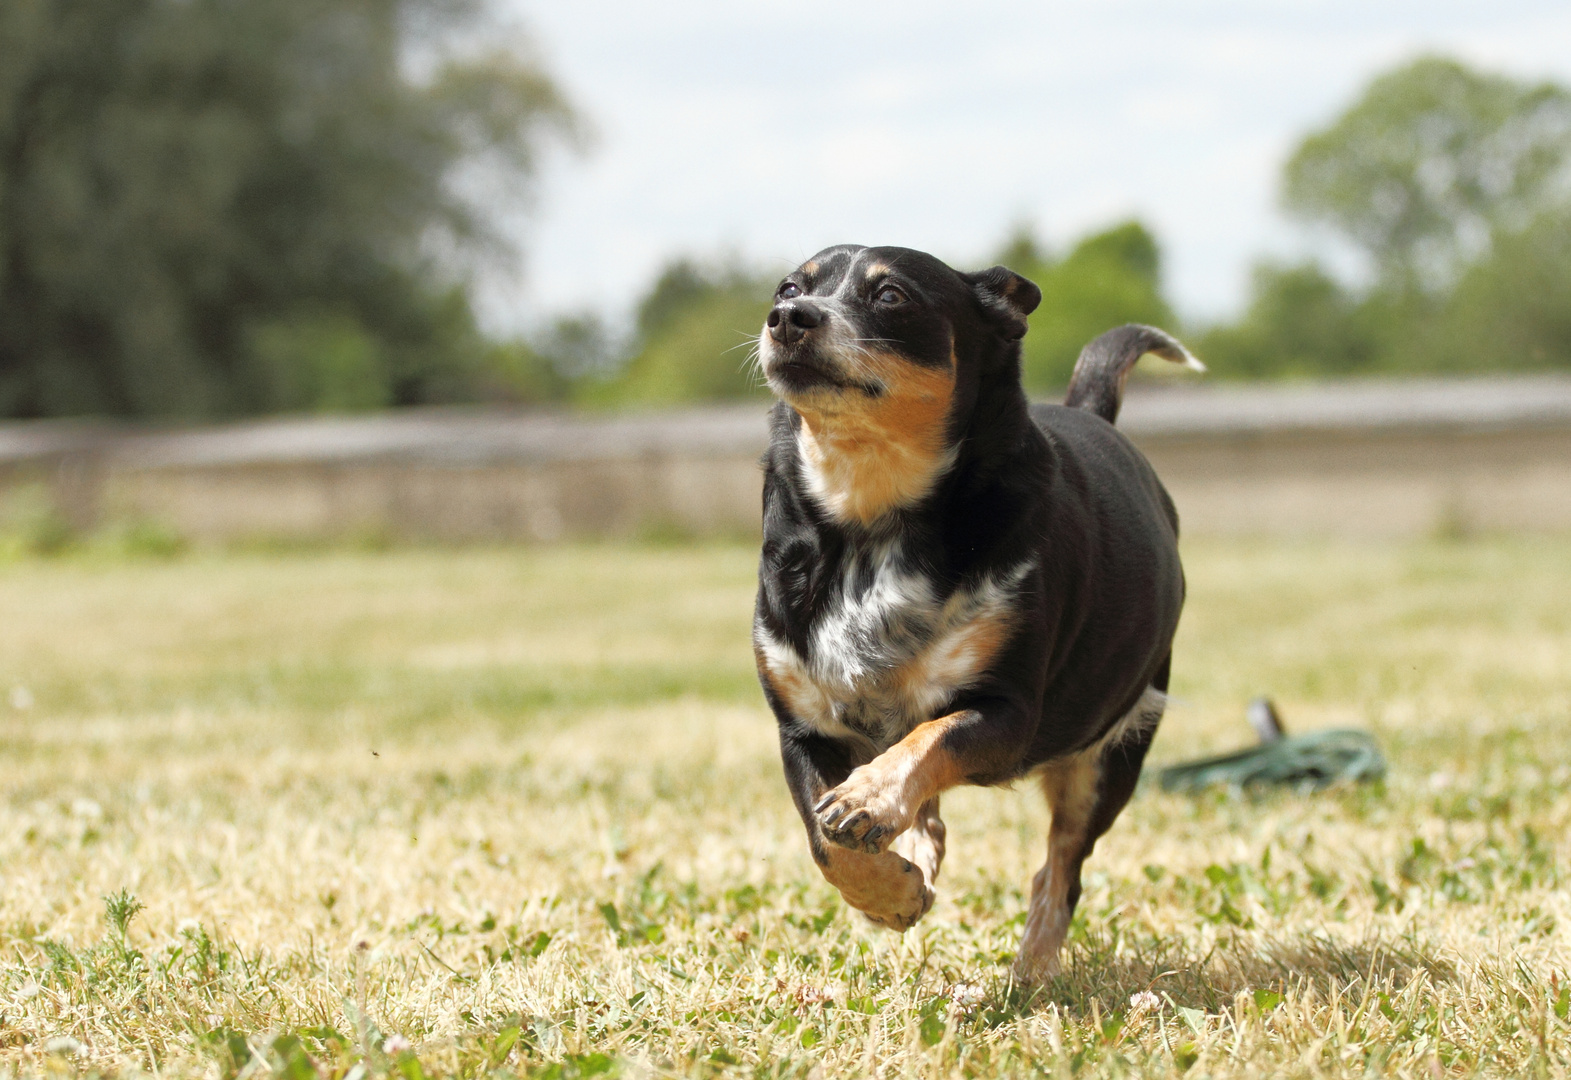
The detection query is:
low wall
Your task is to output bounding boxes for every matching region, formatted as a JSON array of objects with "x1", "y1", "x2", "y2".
[{"x1": 3, "y1": 376, "x2": 1570, "y2": 542}]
